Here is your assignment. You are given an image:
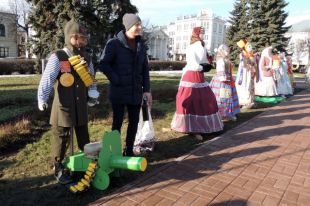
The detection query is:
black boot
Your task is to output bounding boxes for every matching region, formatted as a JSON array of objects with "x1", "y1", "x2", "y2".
[
  {"x1": 54, "y1": 162, "x2": 72, "y2": 185},
  {"x1": 122, "y1": 147, "x2": 134, "y2": 156}
]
